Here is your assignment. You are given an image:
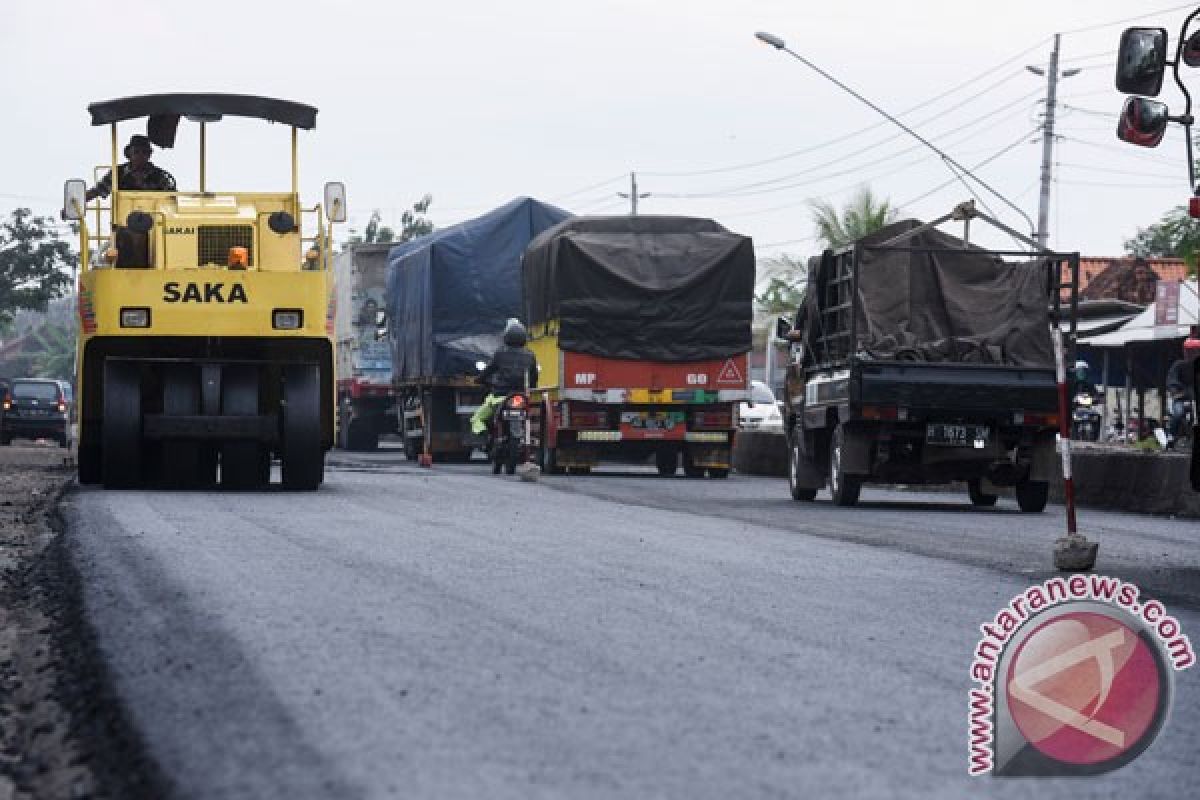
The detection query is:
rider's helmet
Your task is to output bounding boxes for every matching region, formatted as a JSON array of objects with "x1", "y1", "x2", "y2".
[{"x1": 503, "y1": 318, "x2": 528, "y2": 347}]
